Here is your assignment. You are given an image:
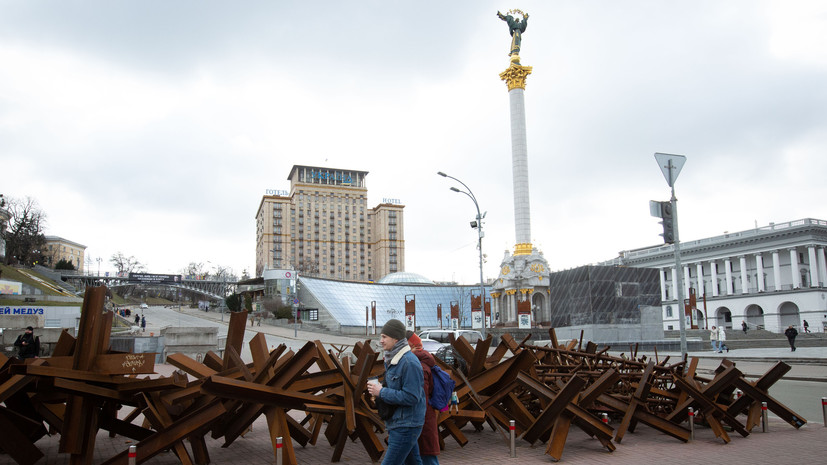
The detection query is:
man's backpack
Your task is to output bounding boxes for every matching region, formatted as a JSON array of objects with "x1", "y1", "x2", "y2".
[{"x1": 429, "y1": 365, "x2": 455, "y2": 411}]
